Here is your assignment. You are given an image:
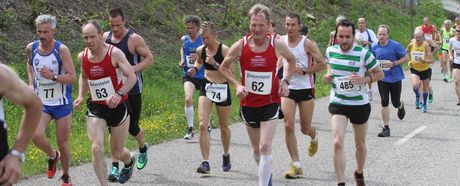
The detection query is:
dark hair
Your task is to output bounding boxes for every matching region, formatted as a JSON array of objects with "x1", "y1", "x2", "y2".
[
  {"x1": 286, "y1": 12, "x2": 301, "y2": 25},
  {"x1": 109, "y1": 8, "x2": 125, "y2": 21},
  {"x1": 300, "y1": 25, "x2": 308, "y2": 35},
  {"x1": 82, "y1": 20, "x2": 103, "y2": 34},
  {"x1": 334, "y1": 19, "x2": 355, "y2": 39},
  {"x1": 184, "y1": 15, "x2": 201, "y2": 27}
]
